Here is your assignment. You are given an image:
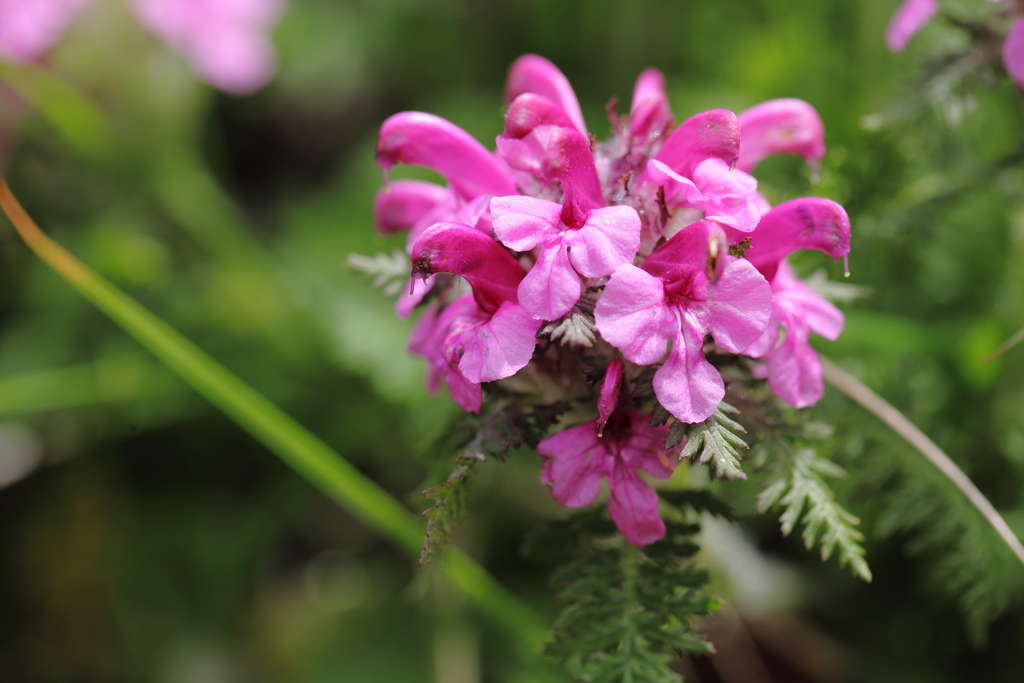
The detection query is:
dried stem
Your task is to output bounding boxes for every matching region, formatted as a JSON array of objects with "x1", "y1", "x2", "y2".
[{"x1": 820, "y1": 357, "x2": 1024, "y2": 568}]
